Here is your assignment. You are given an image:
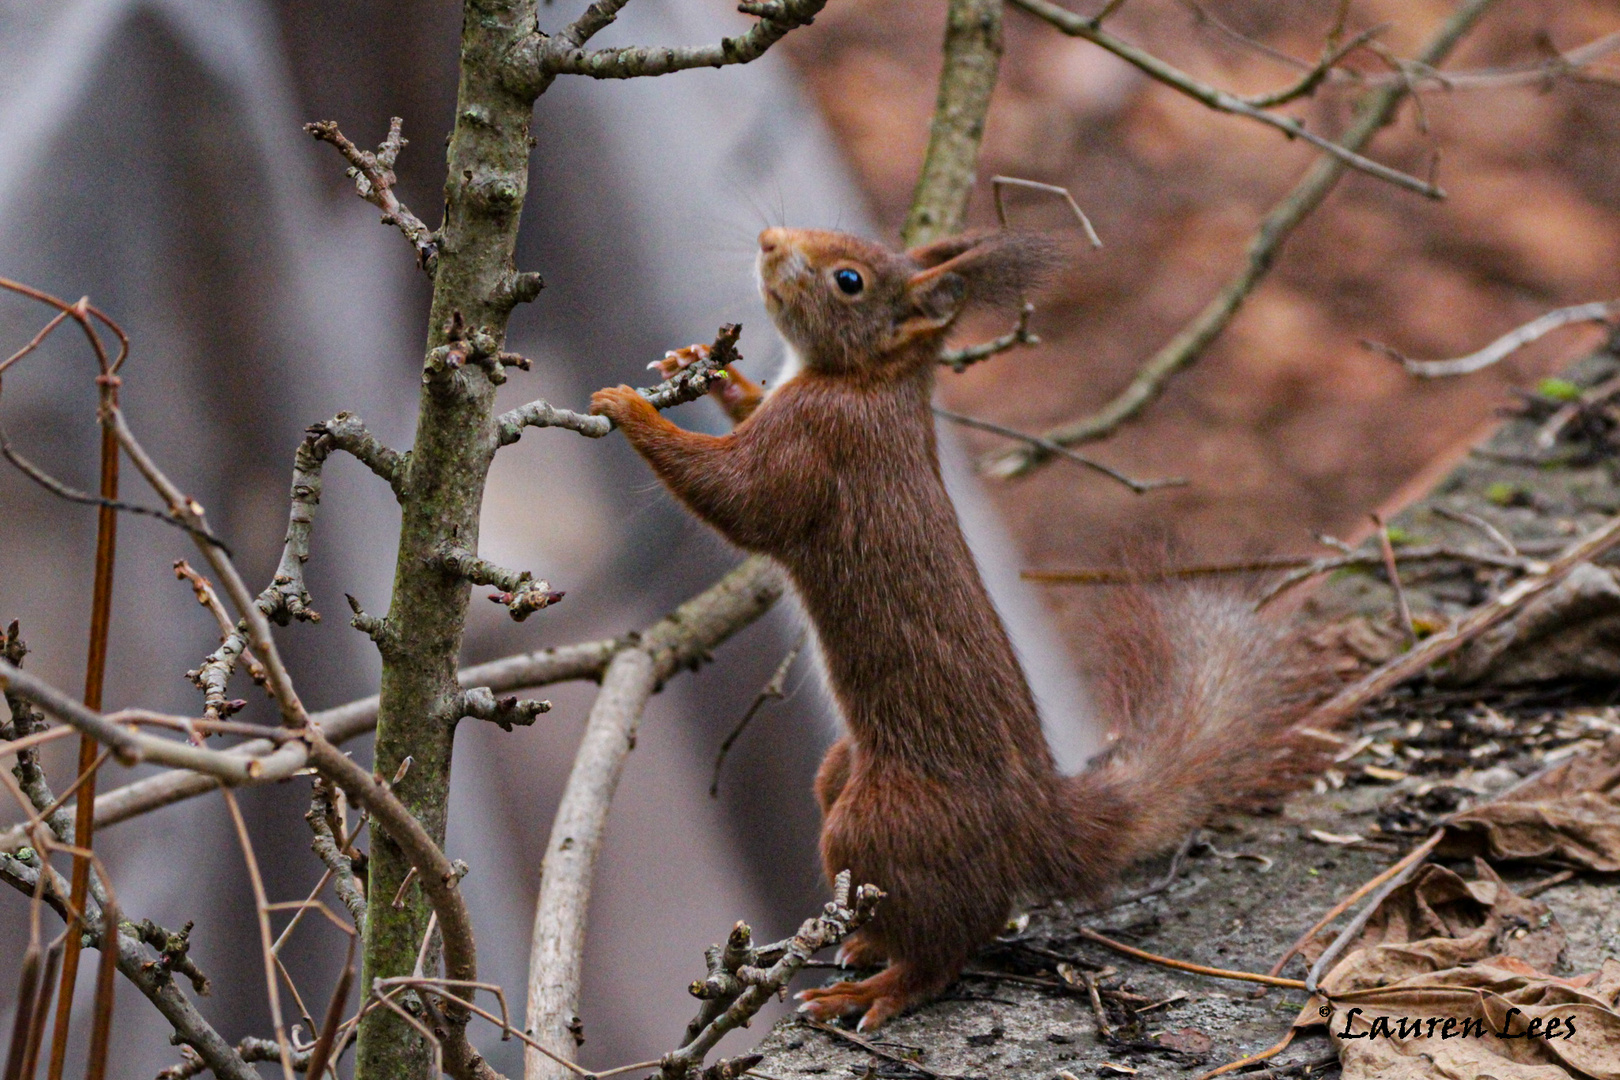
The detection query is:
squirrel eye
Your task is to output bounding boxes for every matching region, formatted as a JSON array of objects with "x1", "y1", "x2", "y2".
[{"x1": 833, "y1": 268, "x2": 864, "y2": 296}]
